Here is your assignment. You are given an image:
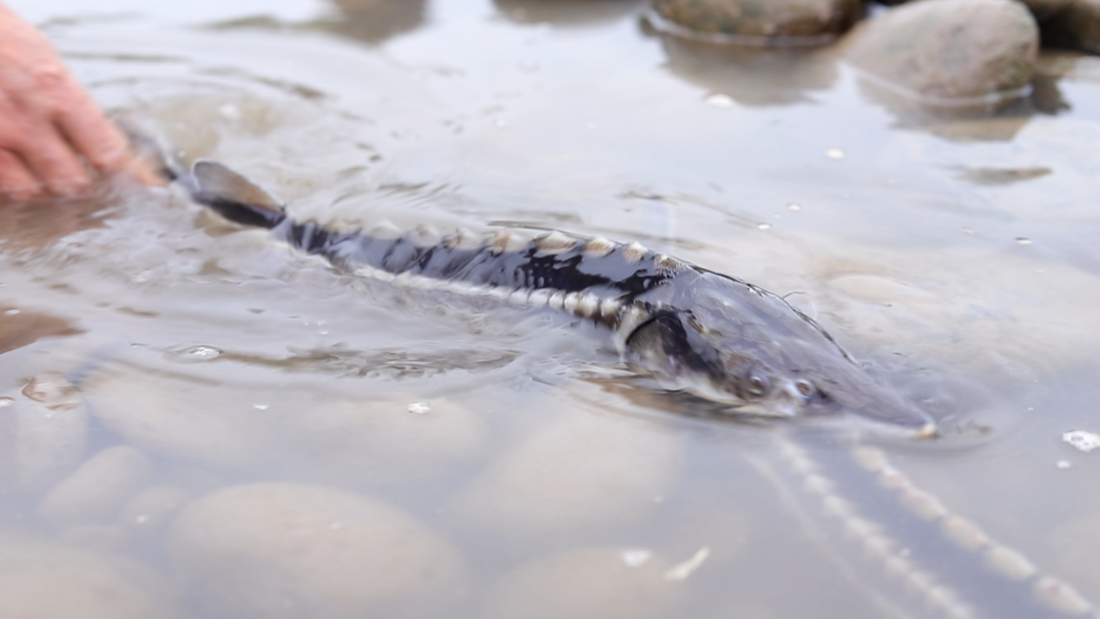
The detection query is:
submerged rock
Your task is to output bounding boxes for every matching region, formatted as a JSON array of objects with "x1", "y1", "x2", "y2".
[
  {"x1": 453, "y1": 408, "x2": 682, "y2": 537},
  {"x1": 0, "y1": 533, "x2": 173, "y2": 619},
  {"x1": 82, "y1": 364, "x2": 281, "y2": 470},
  {"x1": 298, "y1": 395, "x2": 486, "y2": 484},
  {"x1": 844, "y1": 0, "x2": 1038, "y2": 107},
  {"x1": 38, "y1": 445, "x2": 154, "y2": 528},
  {"x1": 0, "y1": 374, "x2": 88, "y2": 493},
  {"x1": 652, "y1": 0, "x2": 862, "y2": 44},
  {"x1": 483, "y1": 547, "x2": 685, "y2": 619},
  {"x1": 1042, "y1": 0, "x2": 1100, "y2": 54},
  {"x1": 167, "y1": 482, "x2": 467, "y2": 619}
]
